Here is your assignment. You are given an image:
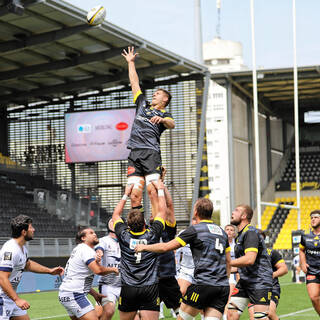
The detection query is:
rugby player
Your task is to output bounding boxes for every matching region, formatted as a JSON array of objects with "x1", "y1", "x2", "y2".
[
  {"x1": 299, "y1": 210, "x2": 320, "y2": 316},
  {"x1": 227, "y1": 205, "x2": 273, "y2": 320},
  {"x1": 122, "y1": 46, "x2": 175, "y2": 216},
  {"x1": 112, "y1": 180, "x2": 167, "y2": 320},
  {"x1": 248, "y1": 230, "x2": 288, "y2": 320},
  {"x1": 0, "y1": 215, "x2": 64, "y2": 320},
  {"x1": 95, "y1": 218, "x2": 121, "y2": 320},
  {"x1": 135, "y1": 198, "x2": 231, "y2": 320},
  {"x1": 59, "y1": 227, "x2": 118, "y2": 320}
]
